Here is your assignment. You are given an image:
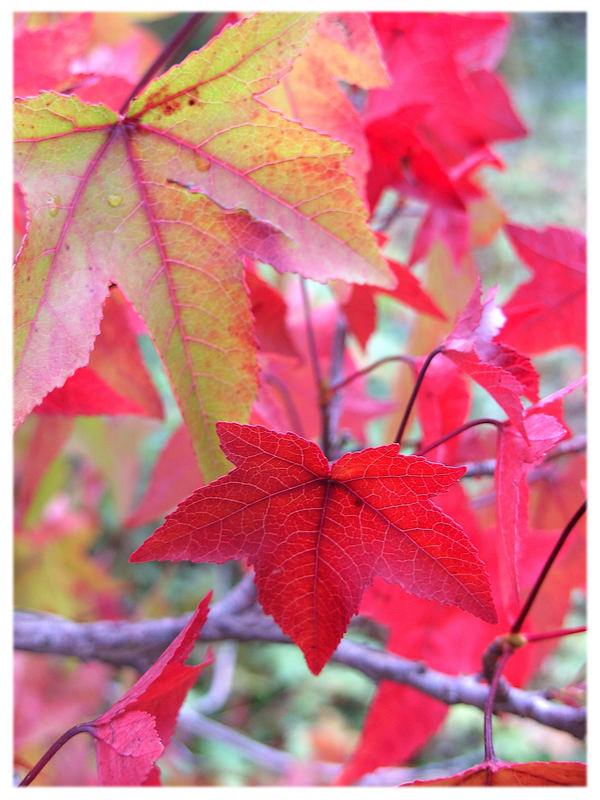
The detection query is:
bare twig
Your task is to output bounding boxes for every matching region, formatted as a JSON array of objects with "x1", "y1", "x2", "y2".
[
  {"x1": 14, "y1": 607, "x2": 586, "y2": 740},
  {"x1": 176, "y1": 705, "x2": 481, "y2": 785},
  {"x1": 462, "y1": 434, "x2": 586, "y2": 478}
]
